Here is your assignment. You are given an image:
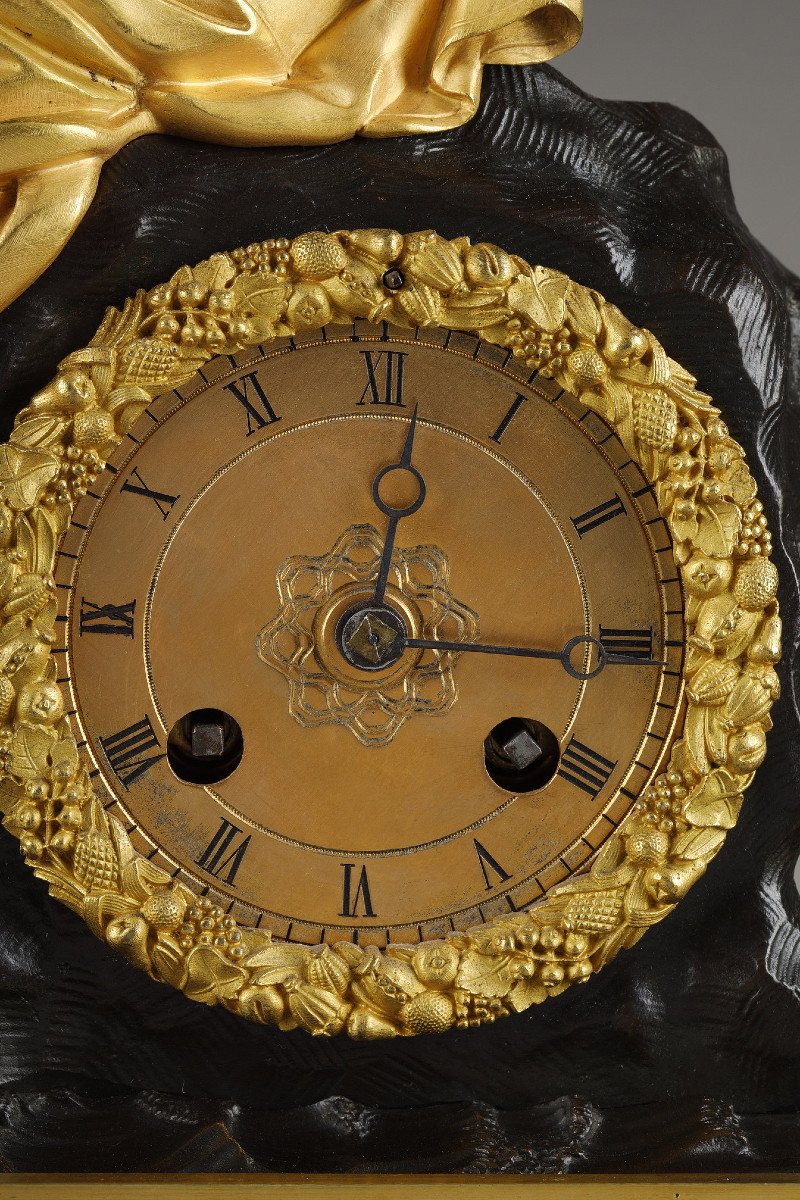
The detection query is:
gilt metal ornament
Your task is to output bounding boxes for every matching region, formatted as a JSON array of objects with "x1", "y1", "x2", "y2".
[{"x1": 0, "y1": 229, "x2": 780, "y2": 1037}]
